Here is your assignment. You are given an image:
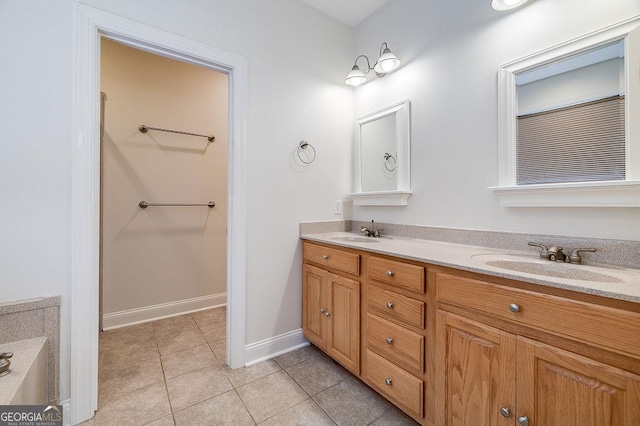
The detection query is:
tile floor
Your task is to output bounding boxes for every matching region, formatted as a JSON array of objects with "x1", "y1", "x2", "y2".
[{"x1": 80, "y1": 307, "x2": 418, "y2": 425}]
